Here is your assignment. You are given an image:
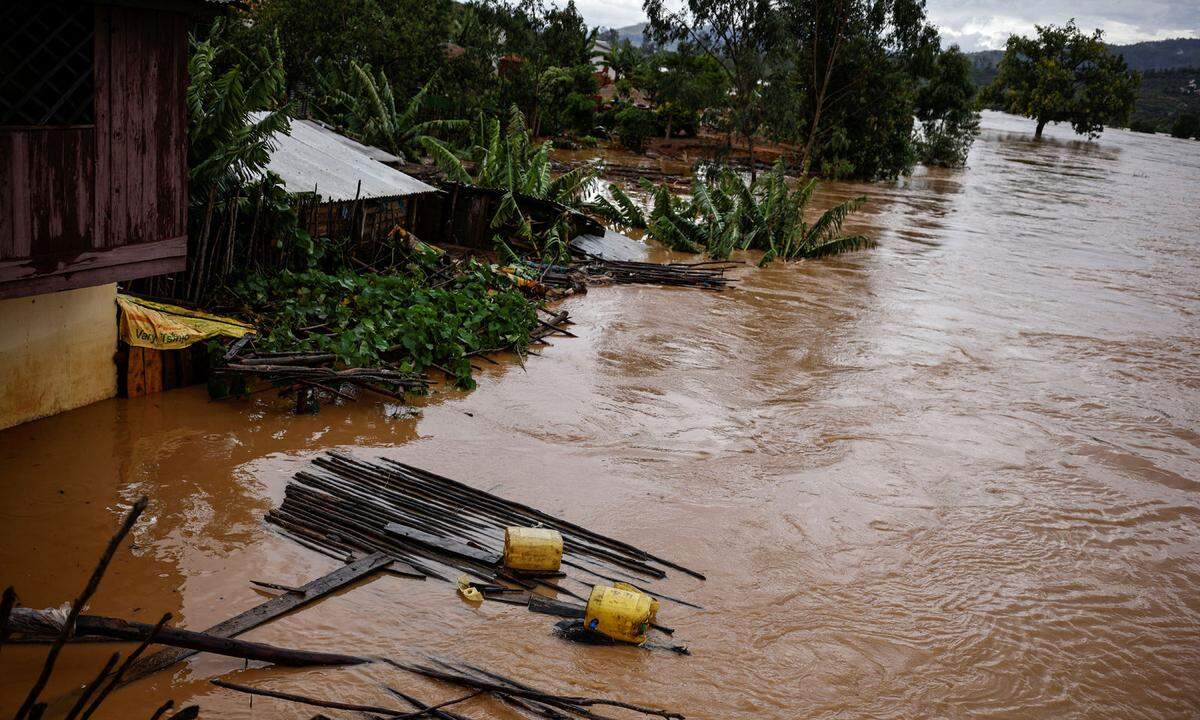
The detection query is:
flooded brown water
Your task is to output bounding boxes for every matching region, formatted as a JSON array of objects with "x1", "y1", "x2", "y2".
[{"x1": 3, "y1": 111, "x2": 1200, "y2": 718}]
